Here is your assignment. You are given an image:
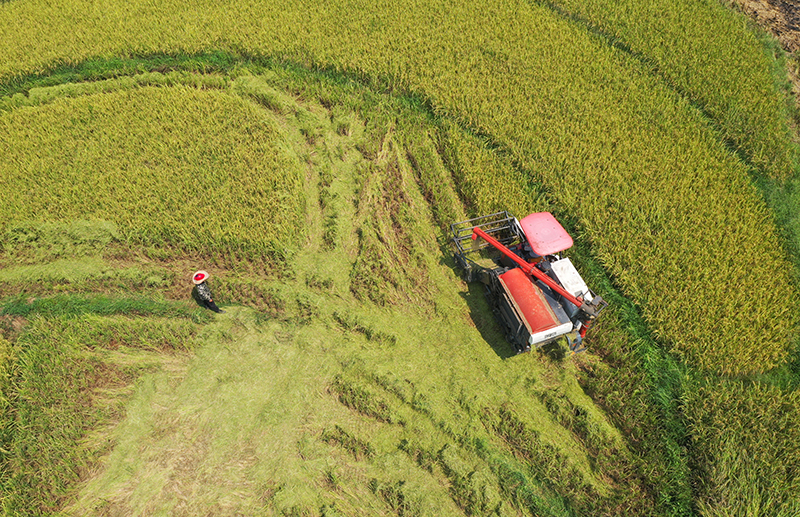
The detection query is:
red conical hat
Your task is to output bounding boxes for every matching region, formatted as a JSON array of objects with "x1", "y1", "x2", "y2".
[{"x1": 192, "y1": 270, "x2": 209, "y2": 285}]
